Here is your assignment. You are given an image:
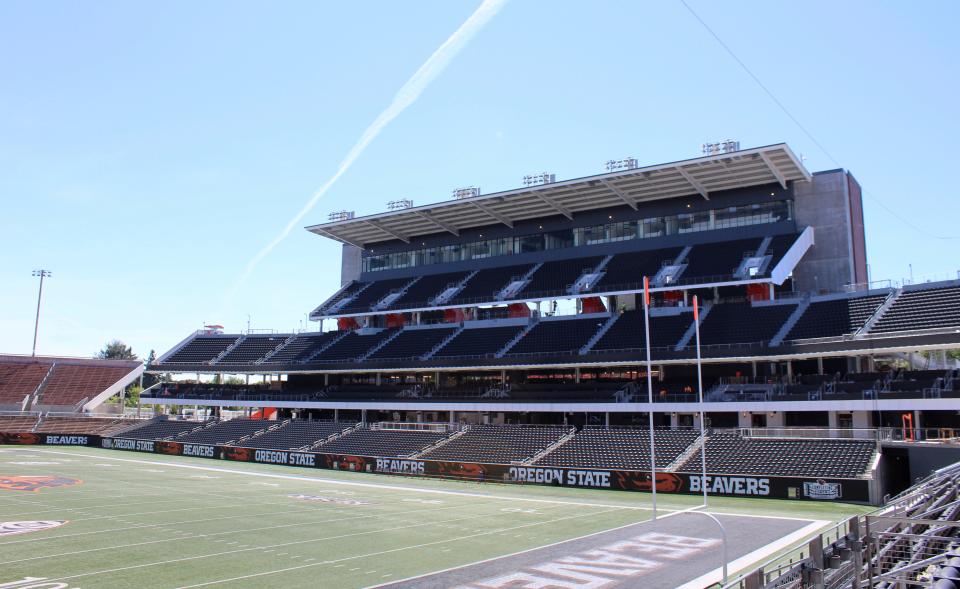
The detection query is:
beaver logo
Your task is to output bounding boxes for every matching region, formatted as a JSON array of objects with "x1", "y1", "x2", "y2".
[
  {"x1": 155, "y1": 441, "x2": 182, "y2": 456},
  {"x1": 0, "y1": 476, "x2": 82, "y2": 492},
  {"x1": 0, "y1": 433, "x2": 40, "y2": 445},
  {"x1": 221, "y1": 447, "x2": 253, "y2": 462},
  {"x1": 613, "y1": 471, "x2": 684, "y2": 493}
]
